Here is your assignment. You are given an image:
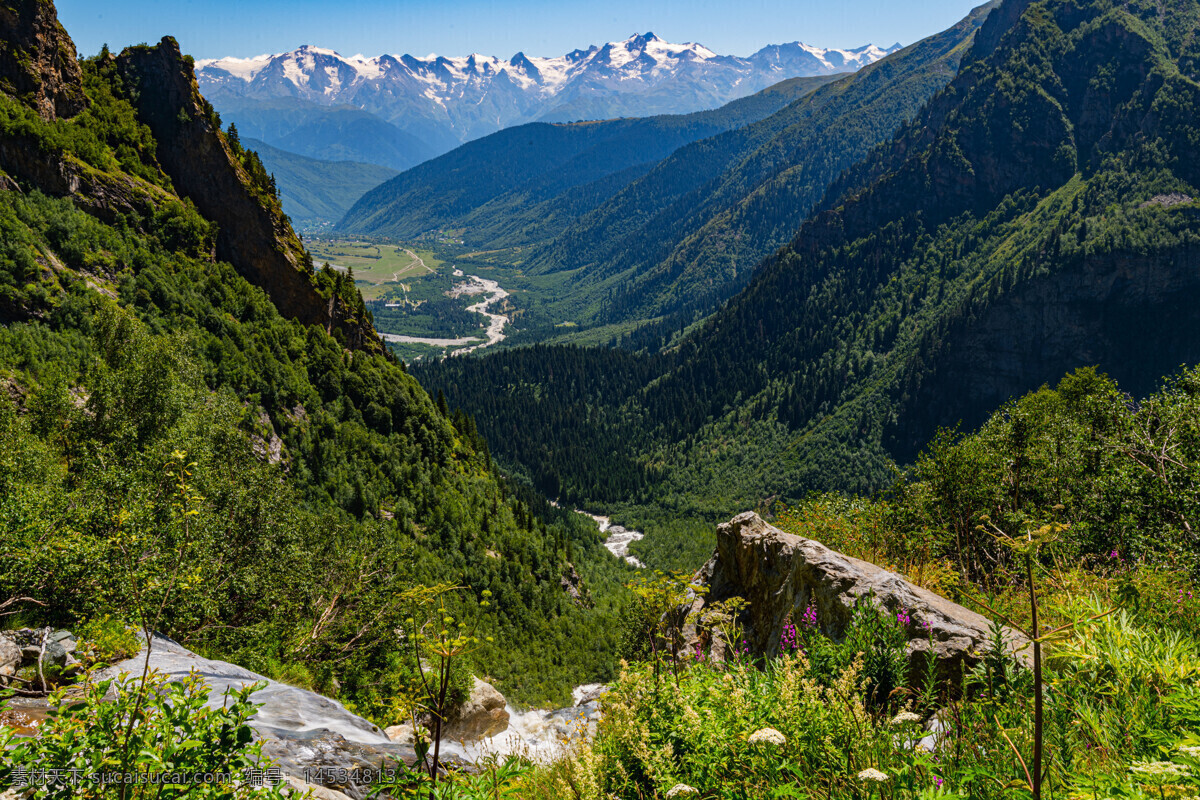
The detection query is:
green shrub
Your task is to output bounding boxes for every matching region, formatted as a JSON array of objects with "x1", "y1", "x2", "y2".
[
  {"x1": 75, "y1": 614, "x2": 141, "y2": 664},
  {"x1": 0, "y1": 671, "x2": 288, "y2": 798}
]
